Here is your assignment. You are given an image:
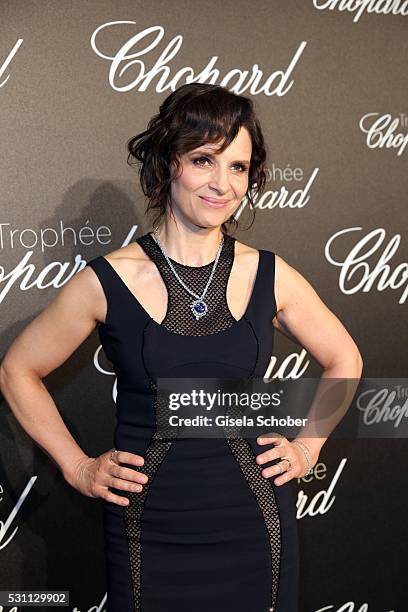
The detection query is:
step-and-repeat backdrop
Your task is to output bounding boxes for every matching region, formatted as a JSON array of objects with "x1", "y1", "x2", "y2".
[{"x1": 1, "y1": 2, "x2": 407, "y2": 611}]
